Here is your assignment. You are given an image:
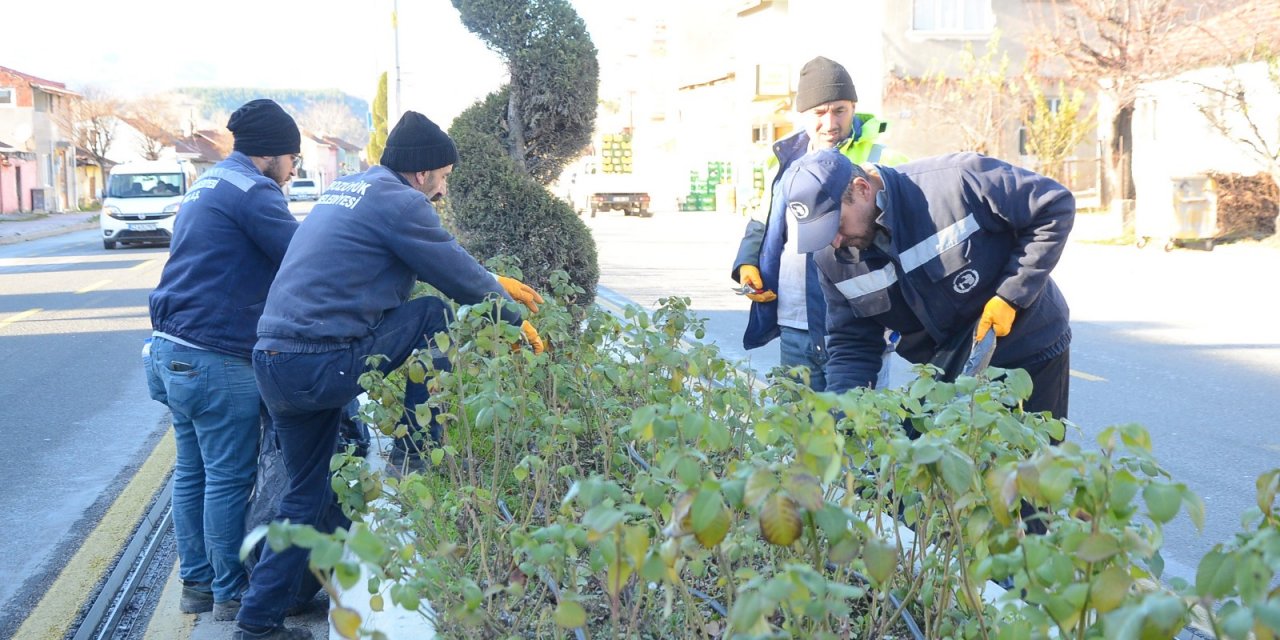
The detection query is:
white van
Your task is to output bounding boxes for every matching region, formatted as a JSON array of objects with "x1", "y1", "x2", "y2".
[
  {"x1": 100, "y1": 160, "x2": 199, "y2": 250},
  {"x1": 288, "y1": 177, "x2": 320, "y2": 201}
]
